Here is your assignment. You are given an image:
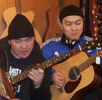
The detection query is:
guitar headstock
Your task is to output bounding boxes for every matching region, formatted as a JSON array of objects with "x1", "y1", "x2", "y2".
[{"x1": 81, "y1": 37, "x2": 102, "y2": 51}]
